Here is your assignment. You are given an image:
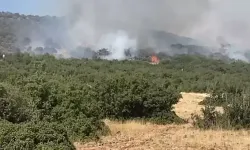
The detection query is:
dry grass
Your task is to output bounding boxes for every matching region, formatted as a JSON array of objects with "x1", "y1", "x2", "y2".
[
  {"x1": 75, "y1": 93, "x2": 250, "y2": 150},
  {"x1": 174, "y1": 92, "x2": 224, "y2": 122}
]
